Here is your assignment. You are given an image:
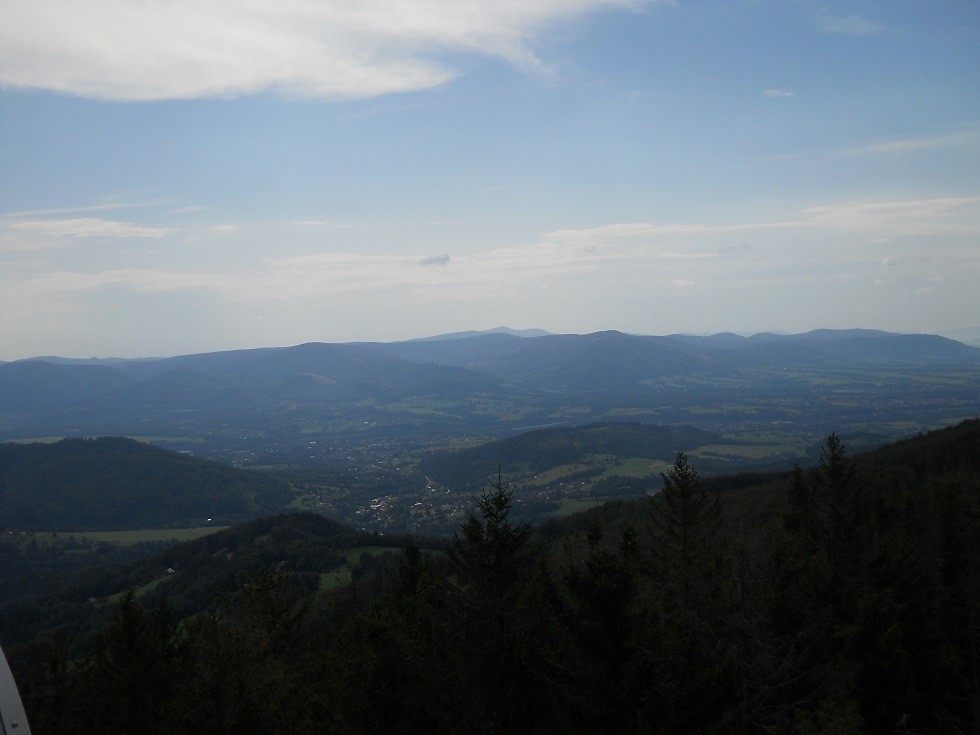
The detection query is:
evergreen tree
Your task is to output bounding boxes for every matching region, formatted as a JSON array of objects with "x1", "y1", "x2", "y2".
[
  {"x1": 174, "y1": 567, "x2": 320, "y2": 734},
  {"x1": 647, "y1": 452, "x2": 734, "y2": 733},
  {"x1": 815, "y1": 433, "x2": 862, "y2": 622},
  {"x1": 72, "y1": 591, "x2": 183, "y2": 734},
  {"x1": 562, "y1": 520, "x2": 644, "y2": 732},
  {"x1": 444, "y1": 471, "x2": 559, "y2": 733},
  {"x1": 648, "y1": 452, "x2": 723, "y2": 607},
  {"x1": 768, "y1": 434, "x2": 866, "y2": 732},
  {"x1": 446, "y1": 470, "x2": 532, "y2": 600}
]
